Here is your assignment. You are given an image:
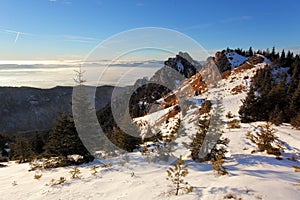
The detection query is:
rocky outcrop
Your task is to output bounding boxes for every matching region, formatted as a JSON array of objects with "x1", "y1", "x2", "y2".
[{"x1": 214, "y1": 50, "x2": 232, "y2": 73}]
